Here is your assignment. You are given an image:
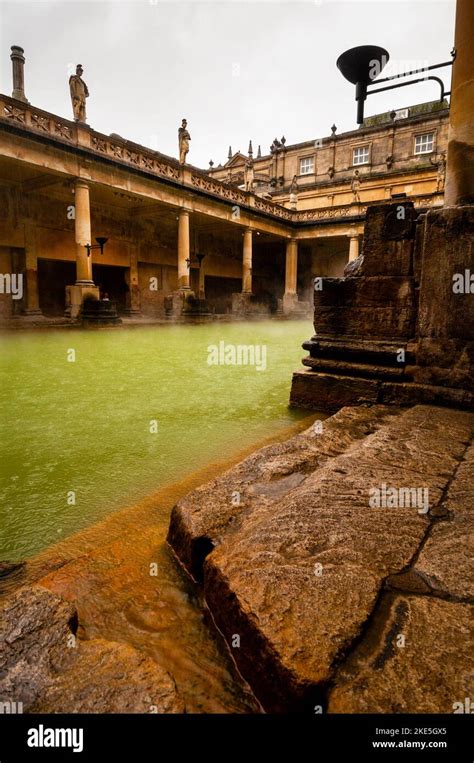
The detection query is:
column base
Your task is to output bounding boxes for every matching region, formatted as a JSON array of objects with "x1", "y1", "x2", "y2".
[
  {"x1": 282, "y1": 292, "x2": 311, "y2": 317},
  {"x1": 22, "y1": 308, "x2": 43, "y2": 316},
  {"x1": 231, "y1": 292, "x2": 271, "y2": 318},
  {"x1": 164, "y1": 290, "x2": 213, "y2": 321},
  {"x1": 65, "y1": 283, "x2": 100, "y2": 319}
]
